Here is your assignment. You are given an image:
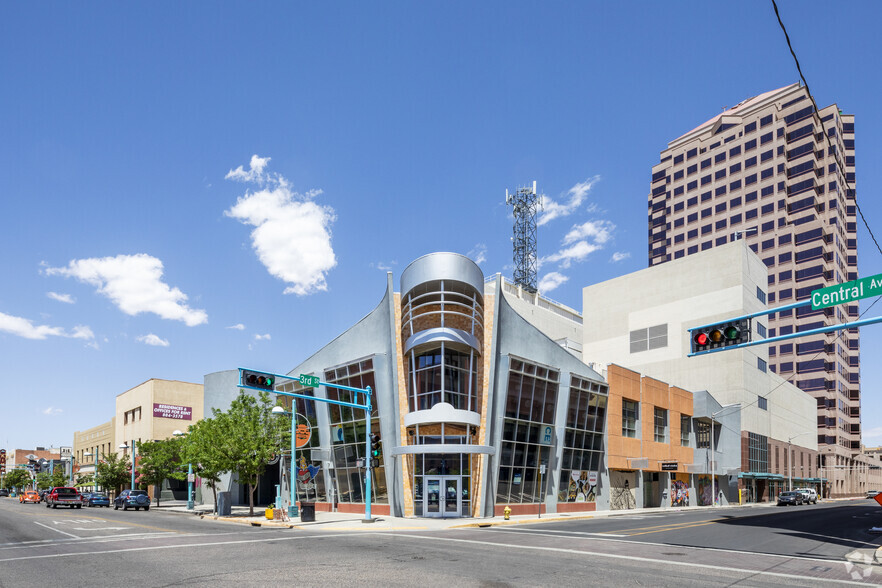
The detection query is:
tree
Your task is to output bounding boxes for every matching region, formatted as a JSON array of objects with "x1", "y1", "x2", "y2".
[
  {"x1": 49, "y1": 468, "x2": 68, "y2": 488},
  {"x1": 96, "y1": 453, "x2": 130, "y2": 497},
  {"x1": 5, "y1": 469, "x2": 31, "y2": 491},
  {"x1": 35, "y1": 471, "x2": 53, "y2": 490},
  {"x1": 180, "y1": 417, "x2": 228, "y2": 515},
  {"x1": 136, "y1": 437, "x2": 184, "y2": 507},
  {"x1": 212, "y1": 390, "x2": 286, "y2": 516}
]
